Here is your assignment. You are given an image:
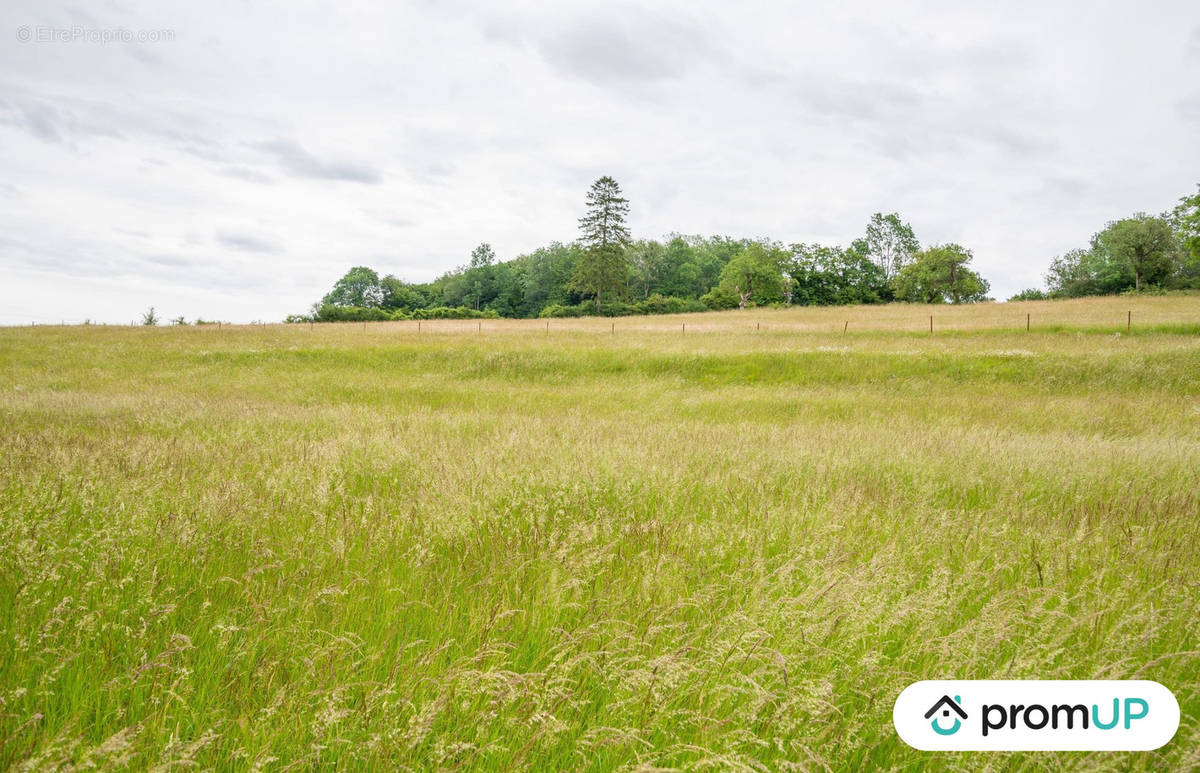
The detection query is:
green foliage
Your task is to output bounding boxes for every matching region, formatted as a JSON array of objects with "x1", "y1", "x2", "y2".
[
  {"x1": 892, "y1": 243, "x2": 990, "y2": 303},
  {"x1": 789, "y1": 243, "x2": 889, "y2": 305},
  {"x1": 716, "y1": 242, "x2": 788, "y2": 308},
  {"x1": 538, "y1": 295, "x2": 707, "y2": 318},
  {"x1": 1040, "y1": 188, "x2": 1197, "y2": 298},
  {"x1": 1008, "y1": 288, "x2": 1048, "y2": 301},
  {"x1": 699, "y1": 286, "x2": 740, "y2": 310},
  {"x1": 408, "y1": 306, "x2": 499, "y2": 320},
  {"x1": 323, "y1": 266, "x2": 385, "y2": 308},
  {"x1": 1097, "y1": 214, "x2": 1179, "y2": 291},
  {"x1": 294, "y1": 304, "x2": 500, "y2": 323},
  {"x1": 380, "y1": 275, "x2": 428, "y2": 312},
  {"x1": 141, "y1": 306, "x2": 158, "y2": 325},
  {"x1": 313, "y1": 304, "x2": 393, "y2": 322},
  {"x1": 861, "y1": 212, "x2": 919, "y2": 281},
  {"x1": 628, "y1": 239, "x2": 668, "y2": 299},
  {"x1": 293, "y1": 183, "x2": 992, "y2": 321},
  {"x1": 573, "y1": 176, "x2": 632, "y2": 312},
  {"x1": 1168, "y1": 184, "x2": 1200, "y2": 271},
  {"x1": 520, "y1": 242, "x2": 580, "y2": 314}
]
